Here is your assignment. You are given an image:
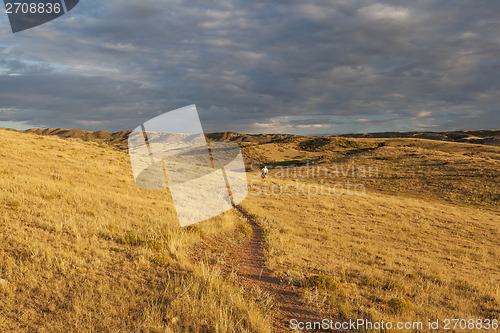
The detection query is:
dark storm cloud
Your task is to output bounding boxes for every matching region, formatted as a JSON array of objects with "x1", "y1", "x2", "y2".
[{"x1": 0, "y1": 0, "x2": 499, "y2": 134}]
